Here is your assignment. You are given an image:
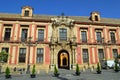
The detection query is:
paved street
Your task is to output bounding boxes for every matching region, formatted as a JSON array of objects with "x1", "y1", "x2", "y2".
[{"x1": 0, "y1": 69, "x2": 120, "y2": 80}]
